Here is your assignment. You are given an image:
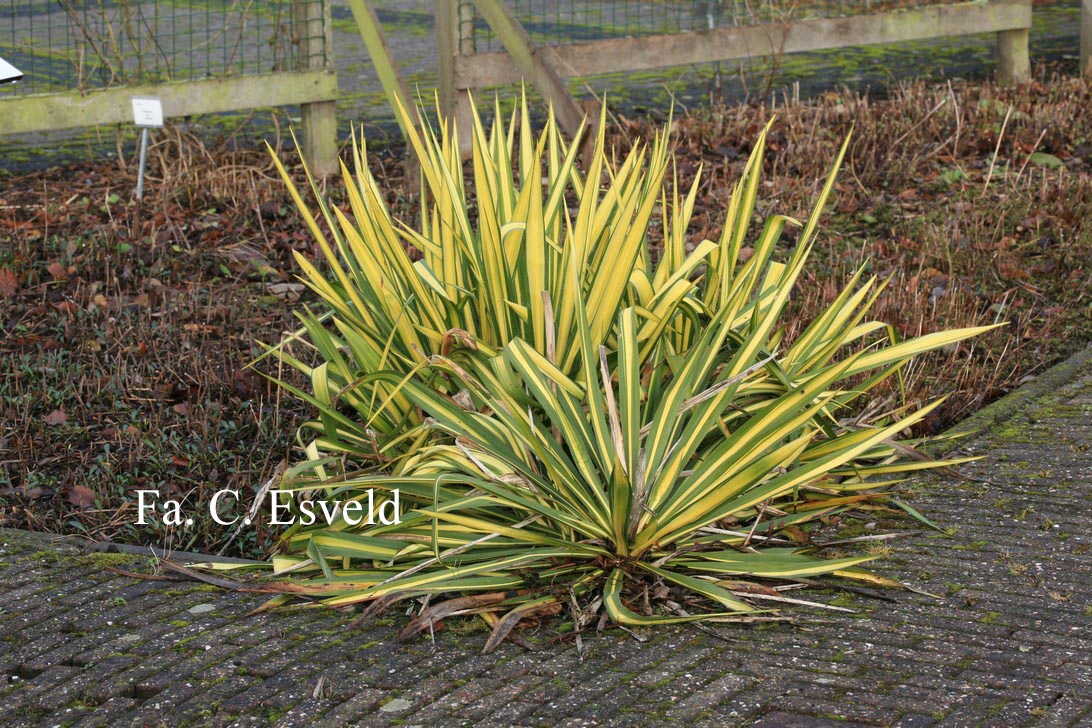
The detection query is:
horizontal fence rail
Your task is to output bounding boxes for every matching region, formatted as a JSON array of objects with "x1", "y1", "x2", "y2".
[
  {"x1": 4, "y1": 0, "x2": 319, "y2": 96},
  {"x1": 471, "y1": 0, "x2": 992, "y2": 51},
  {"x1": 1, "y1": 0, "x2": 339, "y2": 174},
  {"x1": 438, "y1": 0, "x2": 1036, "y2": 156},
  {"x1": 460, "y1": 1, "x2": 1033, "y2": 86}
]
